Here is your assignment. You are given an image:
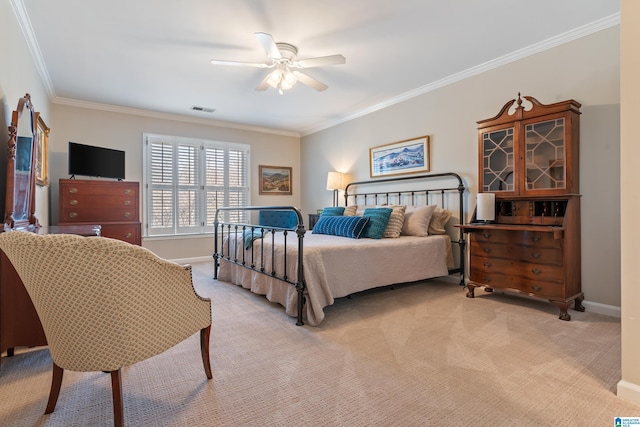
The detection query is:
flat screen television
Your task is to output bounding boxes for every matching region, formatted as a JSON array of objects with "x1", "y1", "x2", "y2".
[{"x1": 68, "y1": 142, "x2": 125, "y2": 180}]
